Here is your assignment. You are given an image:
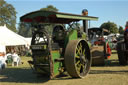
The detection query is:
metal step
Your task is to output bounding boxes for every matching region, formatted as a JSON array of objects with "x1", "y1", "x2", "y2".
[
  {"x1": 28, "y1": 61, "x2": 49, "y2": 66},
  {"x1": 36, "y1": 63, "x2": 49, "y2": 66},
  {"x1": 54, "y1": 58, "x2": 64, "y2": 62}
]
